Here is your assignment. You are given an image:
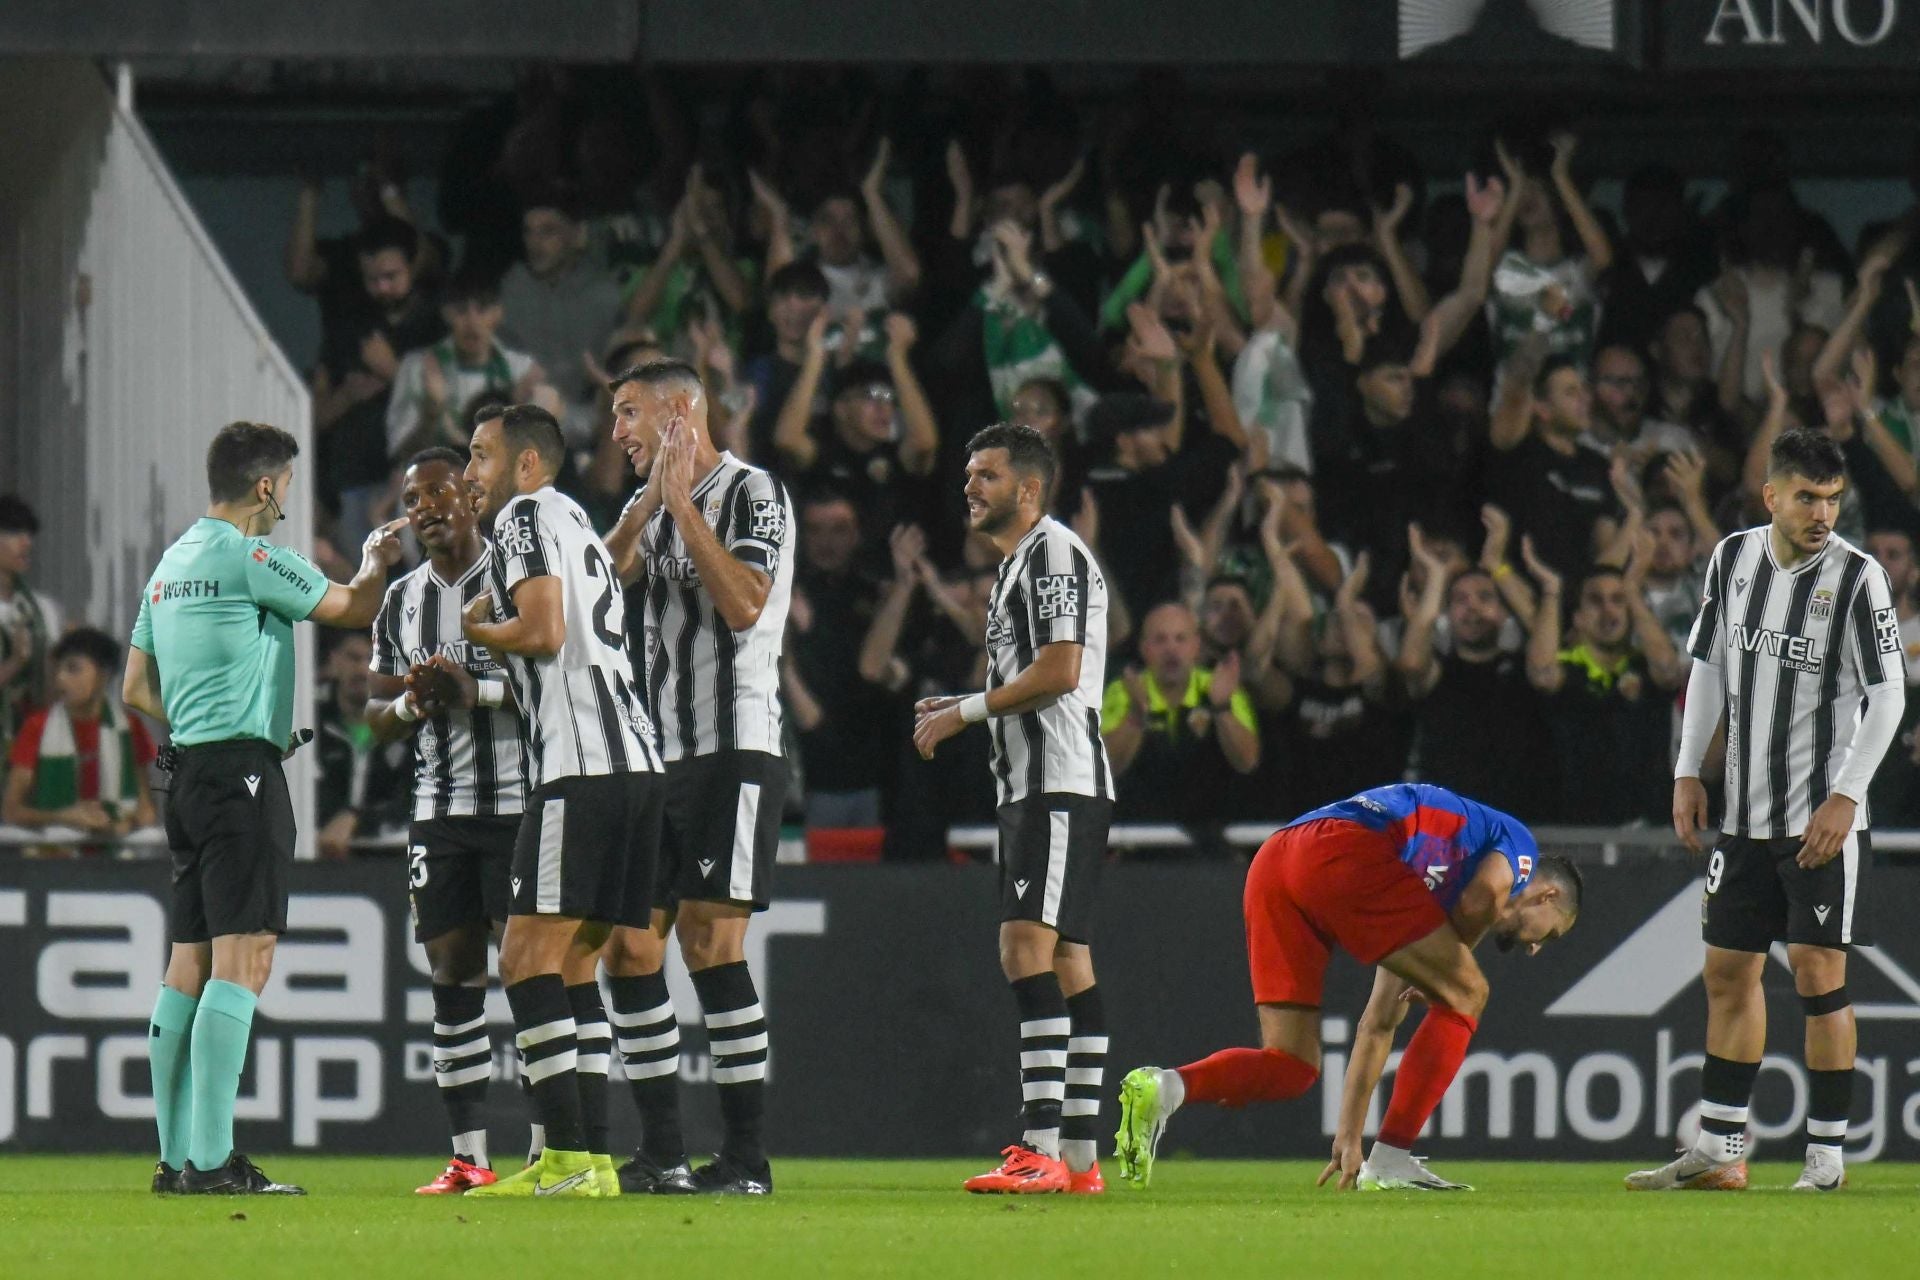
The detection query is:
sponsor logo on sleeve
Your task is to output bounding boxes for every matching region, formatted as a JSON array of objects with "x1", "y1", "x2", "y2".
[
  {"x1": 1034, "y1": 573, "x2": 1080, "y2": 621},
  {"x1": 499, "y1": 513, "x2": 540, "y2": 560},
  {"x1": 749, "y1": 499, "x2": 788, "y2": 543},
  {"x1": 1875, "y1": 607, "x2": 1903, "y2": 656}
]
